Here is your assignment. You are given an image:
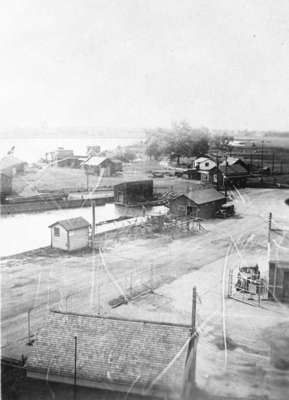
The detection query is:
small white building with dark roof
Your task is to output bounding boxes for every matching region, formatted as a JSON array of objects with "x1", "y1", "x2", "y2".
[{"x1": 49, "y1": 217, "x2": 90, "y2": 251}]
